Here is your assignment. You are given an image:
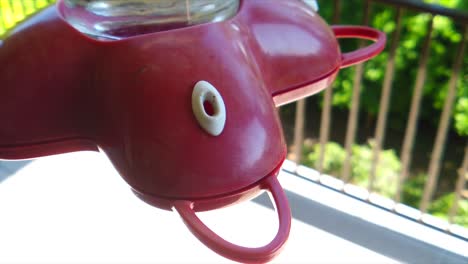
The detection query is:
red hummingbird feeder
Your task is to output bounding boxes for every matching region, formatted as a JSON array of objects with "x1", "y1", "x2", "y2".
[{"x1": 0, "y1": 0, "x2": 385, "y2": 262}]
